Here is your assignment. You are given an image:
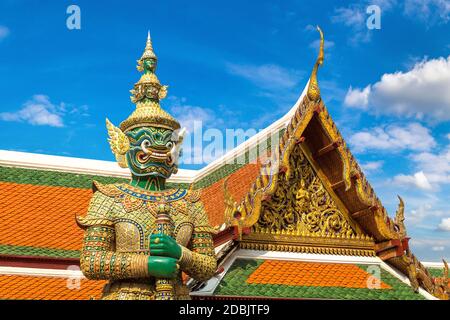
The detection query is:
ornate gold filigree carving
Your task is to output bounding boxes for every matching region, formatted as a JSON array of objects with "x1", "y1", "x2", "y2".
[
  {"x1": 394, "y1": 196, "x2": 406, "y2": 238},
  {"x1": 256, "y1": 143, "x2": 356, "y2": 238},
  {"x1": 116, "y1": 222, "x2": 141, "y2": 252},
  {"x1": 106, "y1": 118, "x2": 130, "y2": 168}
]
